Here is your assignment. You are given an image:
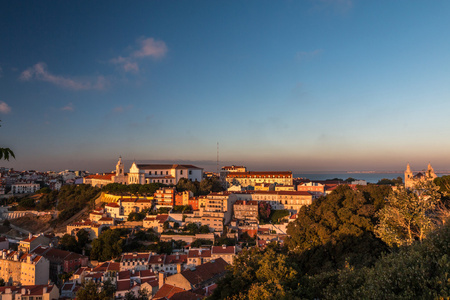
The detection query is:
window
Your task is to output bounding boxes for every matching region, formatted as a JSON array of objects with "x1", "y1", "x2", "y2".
[
  {"x1": 161, "y1": 171, "x2": 163, "y2": 175},
  {"x1": 166, "y1": 171, "x2": 169, "y2": 175},
  {"x1": 149, "y1": 171, "x2": 152, "y2": 175},
  {"x1": 189, "y1": 170, "x2": 192, "y2": 175},
  {"x1": 180, "y1": 170, "x2": 183, "y2": 175}
]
